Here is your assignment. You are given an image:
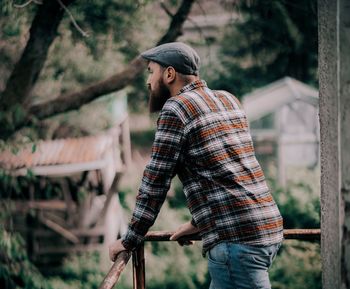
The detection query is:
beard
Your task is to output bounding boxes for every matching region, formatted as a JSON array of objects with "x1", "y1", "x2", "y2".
[{"x1": 148, "y1": 78, "x2": 172, "y2": 113}]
